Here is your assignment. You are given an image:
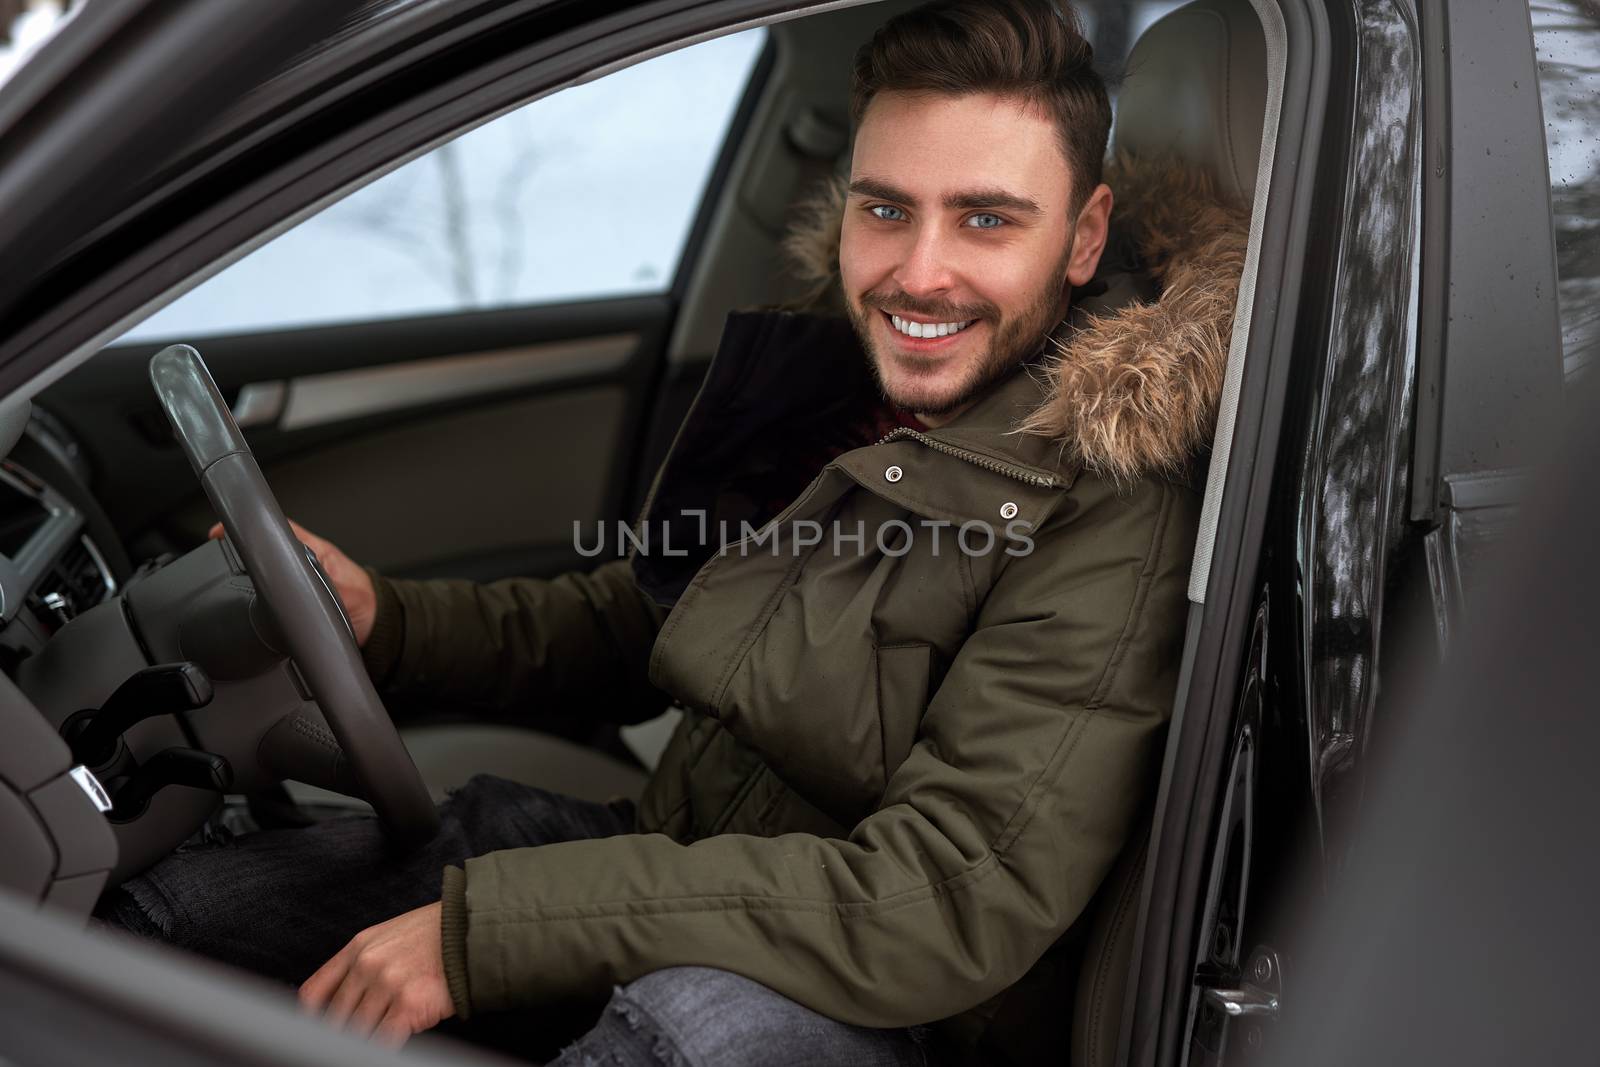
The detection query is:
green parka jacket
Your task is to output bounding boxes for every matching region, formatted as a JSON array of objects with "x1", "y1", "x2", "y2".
[{"x1": 360, "y1": 160, "x2": 1247, "y2": 1063}]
